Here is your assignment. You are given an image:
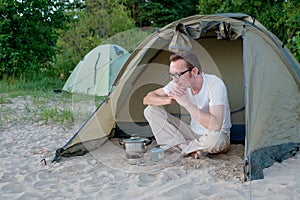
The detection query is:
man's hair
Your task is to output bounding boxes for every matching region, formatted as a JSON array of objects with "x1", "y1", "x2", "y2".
[{"x1": 170, "y1": 51, "x2": 202, "y2": 72}]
